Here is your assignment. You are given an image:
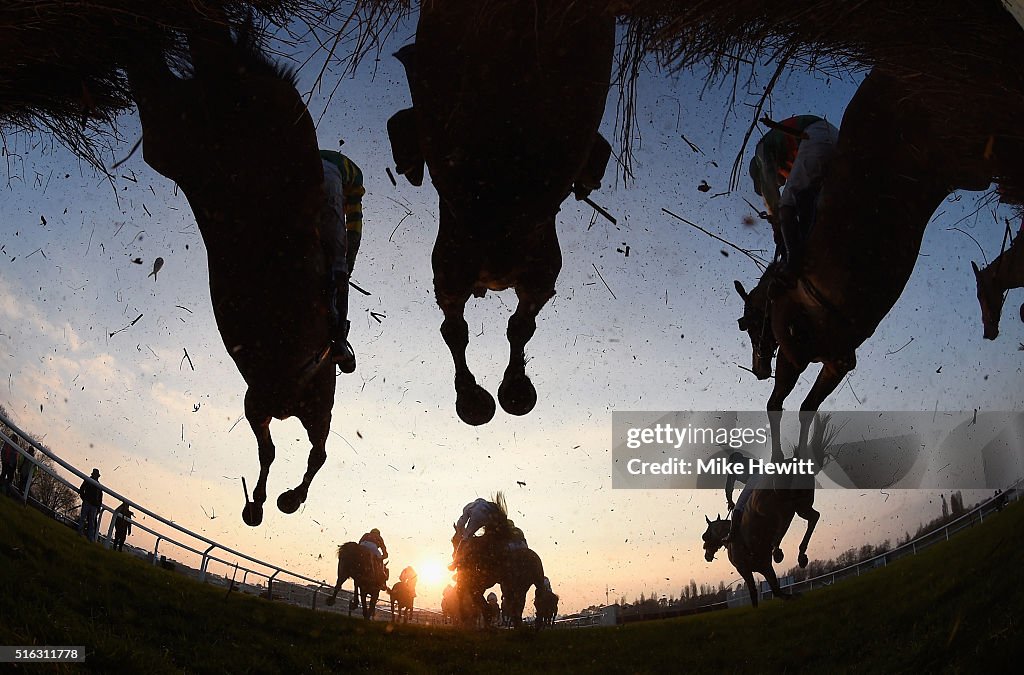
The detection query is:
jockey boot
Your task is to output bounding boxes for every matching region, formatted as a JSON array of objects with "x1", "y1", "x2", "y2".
[
  {"x1": 332, "y1": 320, "x2": 356, "y2": 374},
  {"x1": 330, "y1": 274, "x2": 356, "y2": 373},
  {"x1": 724, "y1": 512, "x2": 742, "y2": 544}
]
